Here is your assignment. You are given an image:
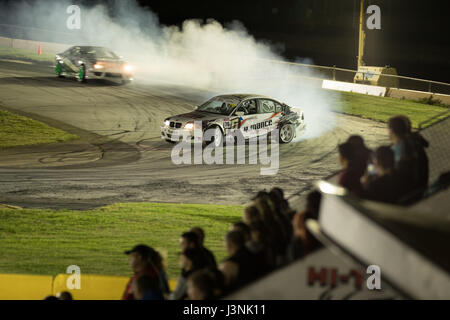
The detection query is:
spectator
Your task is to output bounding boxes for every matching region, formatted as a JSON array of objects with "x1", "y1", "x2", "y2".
[
  {"x1": 56, "y1": 291, "x2": 73, "y2": 300},
  {"x1": 169, "y1": 248, "x2": 204, "y2": 300},
  {"x1": 180, "y1": 231, "x2": 200, "y2": 251},
  {"x1": 346, "y1": 135, "x2": 372, "y2": 176},
  {"x1": 337, "y1": 142, "x2": 363, "y2": 195},
  {"x1": 269, "y1": 187, "x2": 294, "y2": 219},
  {"x1": 361, "y1": 146, "x2": 408, "y2": 204},
  {"x1": 233, "y1": 221, "x2": 271, "y2": 271},
  {"x1": 254, "y1": 197, "x2": 287, "y2": 265},
  {"x1": 186, "y1": 270, "x2": 221, "y2": 300},
  {"x1": 248, "y1": 221, "x2": 274, "y2": 271},
  {"x1": 220, "y1": 230, "x2": 265, "y2": 292},
  {"x1": 122, "y1": 244, "x2": 167, "y2": 300},
  {"x1": 291, "y1": 191, "x2": 322, "y2": 260},
  {"x1": 388, "y1": 115, "x2": 429, "y2": 193},
  {"x1": 232, "y1": 222, "x2": 251, "y2": 242},
  {"x1": 243, "y1": 205, "x2": 261, "y2": 225},
  {"x1": 190, "y1": 227, "x2": 217, "y2": 269},
  {"x1": 132, "y1": 275, "x2": 164, "y2": 300}
]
